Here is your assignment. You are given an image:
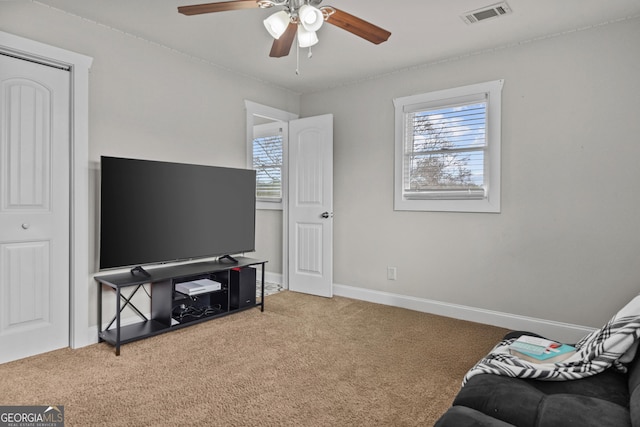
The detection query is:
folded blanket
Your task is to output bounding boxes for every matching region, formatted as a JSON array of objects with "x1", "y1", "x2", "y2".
[{"x1": 463, "y1": 294, "x2": 640, "y2": 385}]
